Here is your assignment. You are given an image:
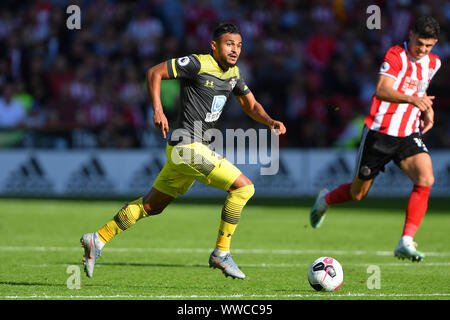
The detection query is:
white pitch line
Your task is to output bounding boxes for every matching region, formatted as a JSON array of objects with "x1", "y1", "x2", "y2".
[
  {"x1": 0, "y1": 245, "x2": 444, "y2": 258},
  {"x1": 1, "y1": 293, "x2": 450, "y2": 300},
  {"x1": 1, "y1": 246, "x2": 449, "y2": 257},
  {"x1": 18, "y1": 262, "x2": 450, "y2": 268}
]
